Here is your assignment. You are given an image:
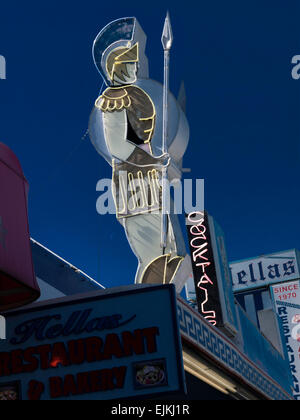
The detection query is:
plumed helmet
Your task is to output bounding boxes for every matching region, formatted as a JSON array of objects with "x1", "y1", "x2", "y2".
[{"x1": 92, "y1": 17, "x2": 149, "y2": 85}]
